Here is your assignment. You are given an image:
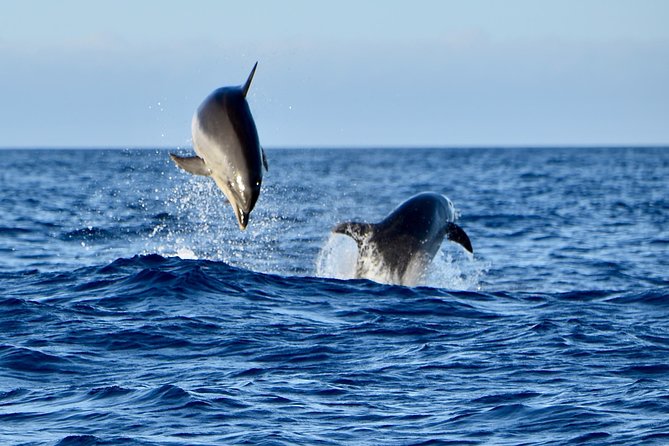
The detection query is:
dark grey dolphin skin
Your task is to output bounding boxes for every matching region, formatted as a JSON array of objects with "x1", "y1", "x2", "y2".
[
  {"x1": 333, "y1": 192, "x2": 473, "y2": 285},
  {"x1": 170, "y1": 63, "x2": 268, "y2": 230}
]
